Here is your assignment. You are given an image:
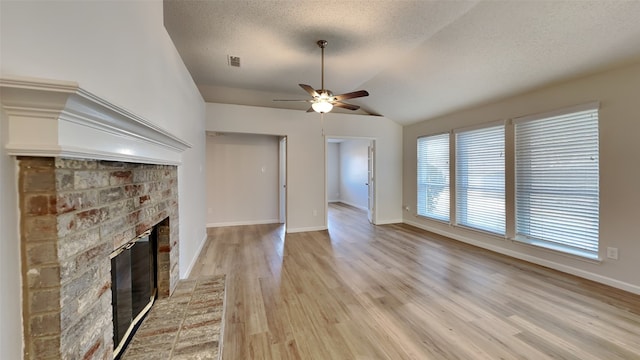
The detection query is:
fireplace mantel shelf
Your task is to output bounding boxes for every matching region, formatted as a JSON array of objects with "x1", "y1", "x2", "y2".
[{"x1": 0, "y1": 76, "x2": 191, "y2": 165}]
